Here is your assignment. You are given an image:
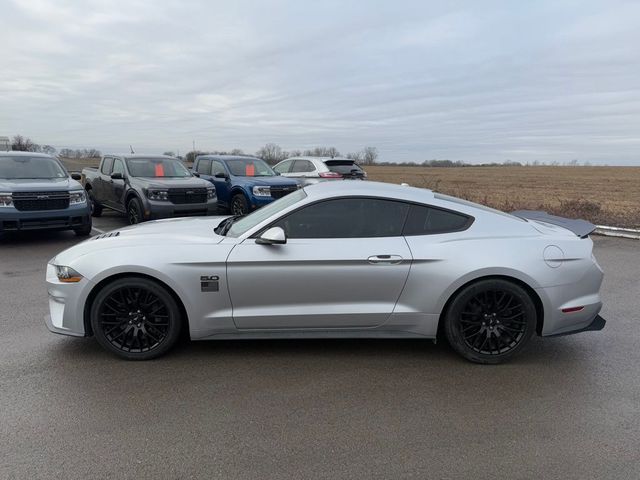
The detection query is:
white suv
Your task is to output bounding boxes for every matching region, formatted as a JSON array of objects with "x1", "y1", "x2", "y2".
[{"x1": 273, "y1": 156, "x2": 366, "y2": 186}]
